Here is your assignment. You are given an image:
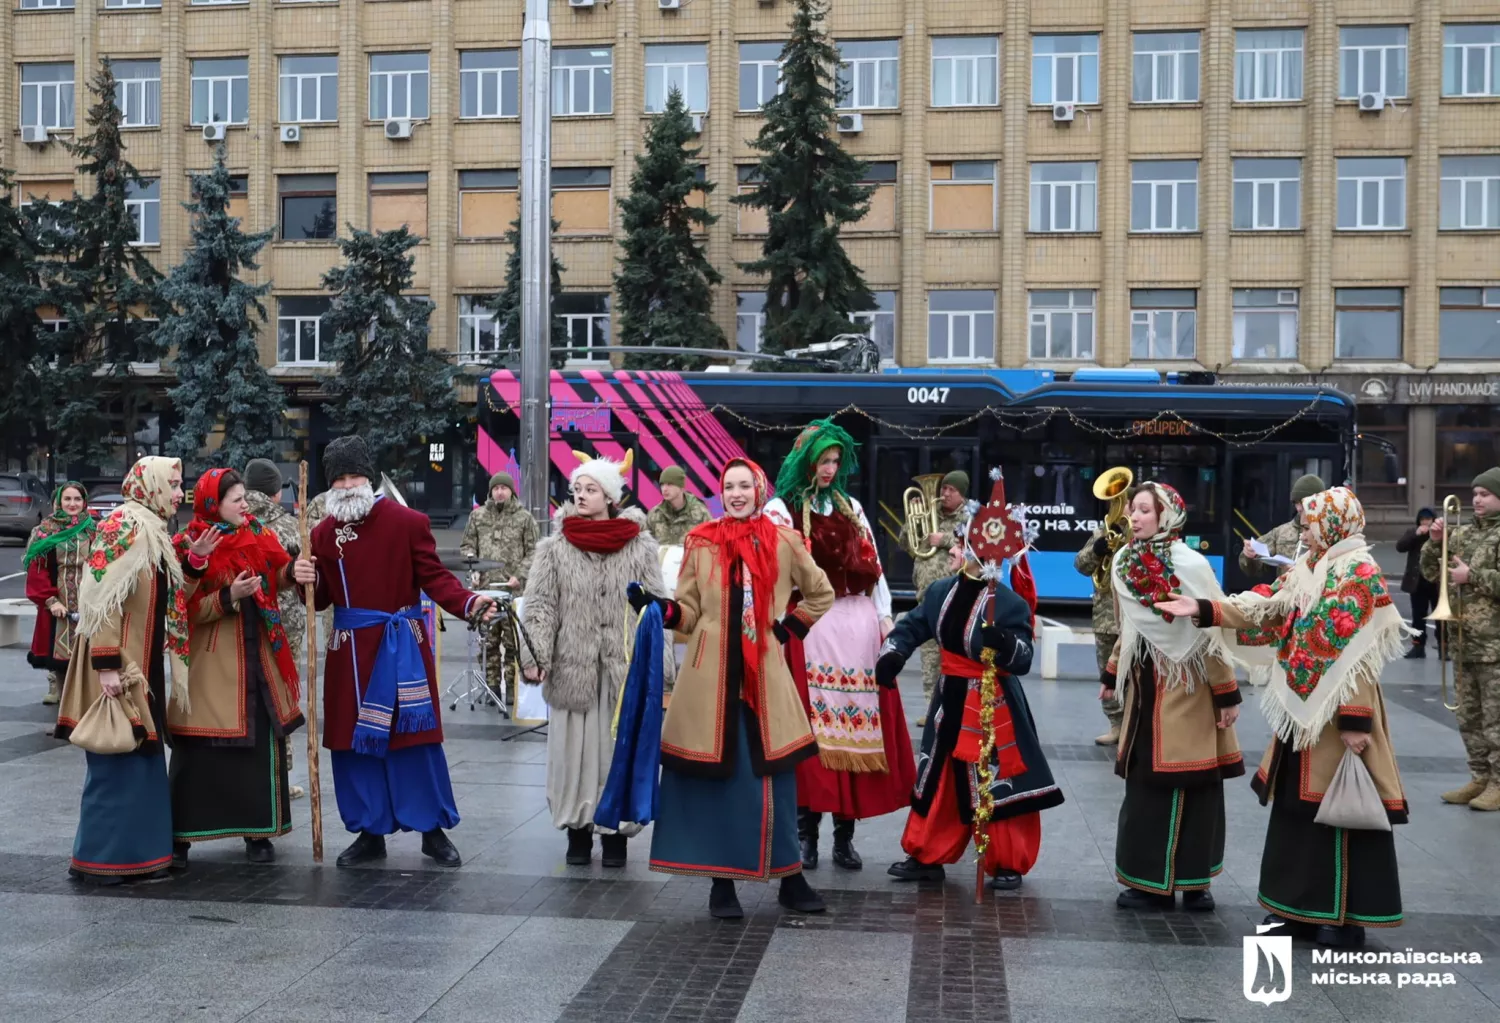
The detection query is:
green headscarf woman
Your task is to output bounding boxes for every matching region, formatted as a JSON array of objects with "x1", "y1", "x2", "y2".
[{"x1": 24, "y1": 482, "x2": 96, "y2": 705}]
